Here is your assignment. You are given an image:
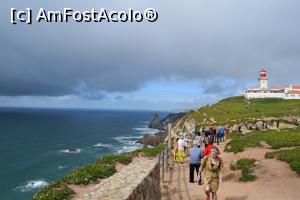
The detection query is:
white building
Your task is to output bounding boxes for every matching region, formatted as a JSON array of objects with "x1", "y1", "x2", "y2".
[{"x1": 243, "y1": 69, "x2": 300, "y2": 100}]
